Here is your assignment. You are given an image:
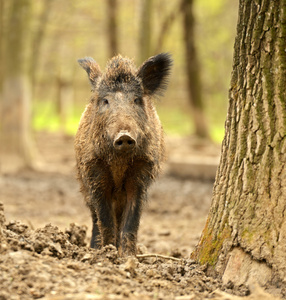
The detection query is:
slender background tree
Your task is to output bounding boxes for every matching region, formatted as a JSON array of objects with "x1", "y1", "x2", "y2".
[
  {"x1": 30, "y1": 0, "x2": 54, "y2": 90},
  {"x1": 139, "y1": 0, "x2": 153, "y2": 62},
  {"x1": 183, "y1": 0, "x2": 209, "y2": 139},
  {"x1": 107, "y1": 0, "x2": 119, "y2": 57},
  {"x1": 0, "y1": 0, "x2": 35, "y2": 173},
  {"x1": 154, "y1": 1, "x2": 184, "y2": 54}
]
